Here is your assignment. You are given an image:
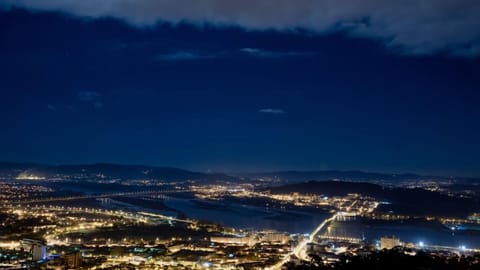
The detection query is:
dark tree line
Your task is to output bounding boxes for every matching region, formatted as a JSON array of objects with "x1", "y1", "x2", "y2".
[{"x1": 286, "y1": 249, "x2": 480, "y2": 270}]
